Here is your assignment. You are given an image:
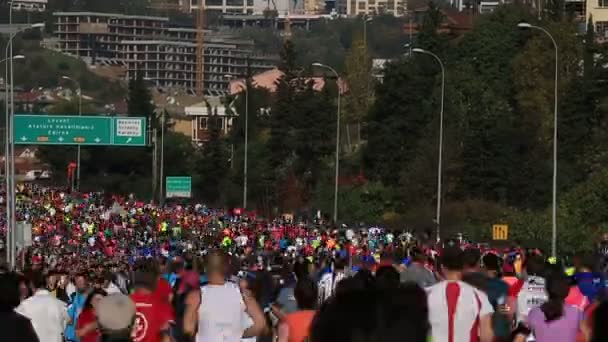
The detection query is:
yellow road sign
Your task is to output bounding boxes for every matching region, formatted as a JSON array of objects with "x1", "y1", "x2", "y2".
[{"x1": 492, "y1": 224, "x2": 508, "y2": 240}]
